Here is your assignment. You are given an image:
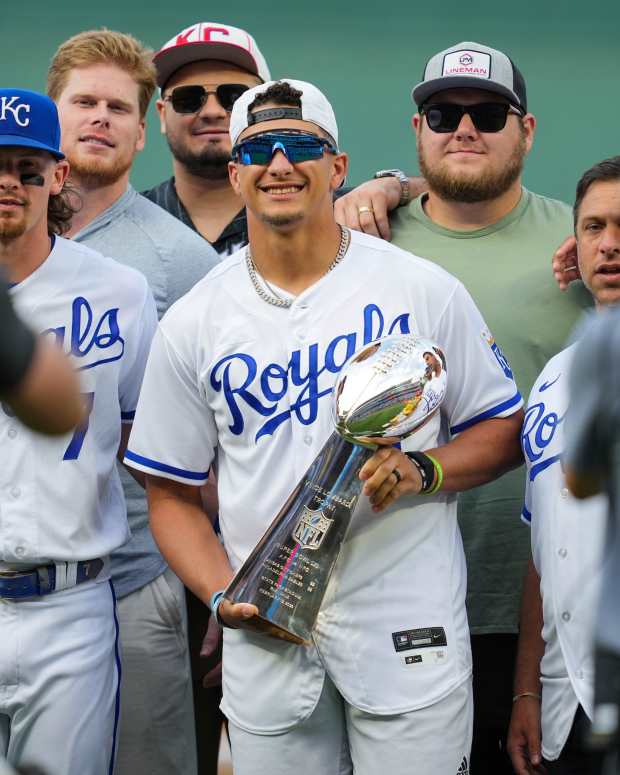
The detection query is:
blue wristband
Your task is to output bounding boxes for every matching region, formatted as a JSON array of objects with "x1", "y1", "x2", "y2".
[{"x1": 209, "y1": 590, "x2": 225, "y2": 623}]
